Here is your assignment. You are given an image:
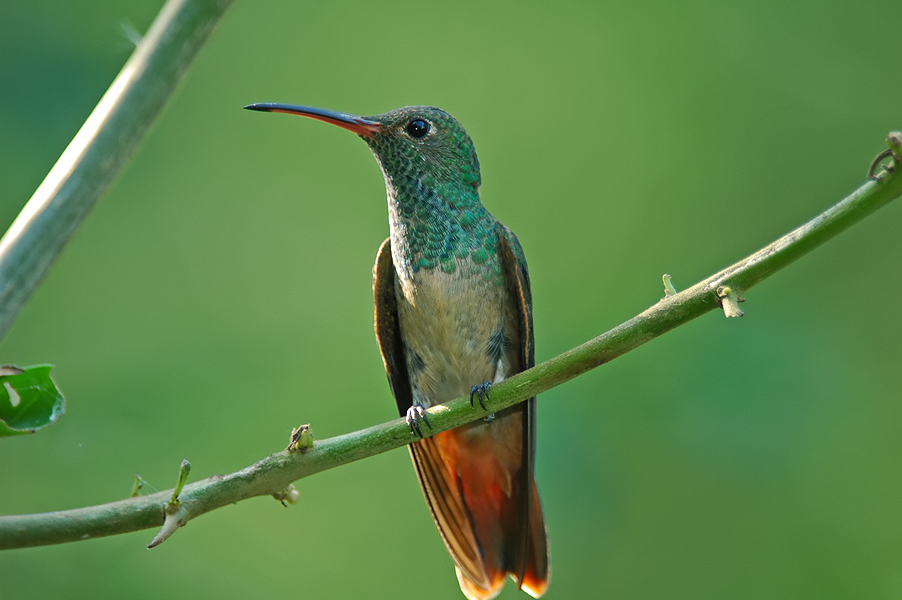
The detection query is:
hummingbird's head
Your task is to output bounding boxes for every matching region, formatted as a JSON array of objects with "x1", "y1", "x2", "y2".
[
  {"x1": 244, "y1": 103, "x2": 481, "y2": 190},
  {"x1": 360, "y1": 106, "x2": 481, "y2": 190}
]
